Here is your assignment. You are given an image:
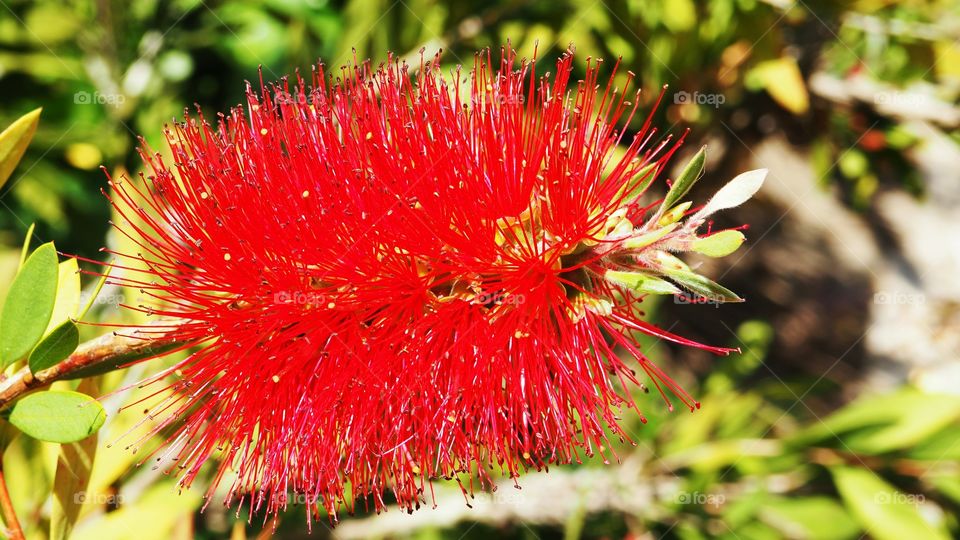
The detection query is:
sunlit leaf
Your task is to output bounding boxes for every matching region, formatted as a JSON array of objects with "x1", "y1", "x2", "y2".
[
  {"x1": 0, "y1": 242, "x2": 59, "y2": 368},
  {"x1": 750, "y1": 57, "x2": 809, "y2": 115},
  {"x1": 832, "y1": 467, "x2": 949, "y2": 540},
  {"x1": 759, "y1": 496, "x2": 861, "y2": 540},
  {"x1": 46, "y1": 257, "x2": 81, "y2": 334},
  {"x1": 605, "y1": 270, "x2": 681, "y2": 295},
  {"x1": 664, "y1": 269, "x2": 743, "y2": 303},
  {"x1": 0, "y1": 108, "x2": 42, "y2": 190},
  {"x1": 28, "y1": 320, "x2": 79, "y2": 373},
  {"x1": 7, "y1": 390, "x2": 106, "y2": 444},
  {"x1": 18, "y1": 222, "x2": 36, "y2": 270},
  {"x1": 791, "y1": 389, "x2": 960, "y2": 454},
  {"x1": 661, "y1": 146, "x2": 706, "y2": 211},
  {"x1": 50, "y1": 378, "x2": 99, "y2": 540},
  {"x1": 691, "y1": 229, "x2": 746, "y2": 257}
]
